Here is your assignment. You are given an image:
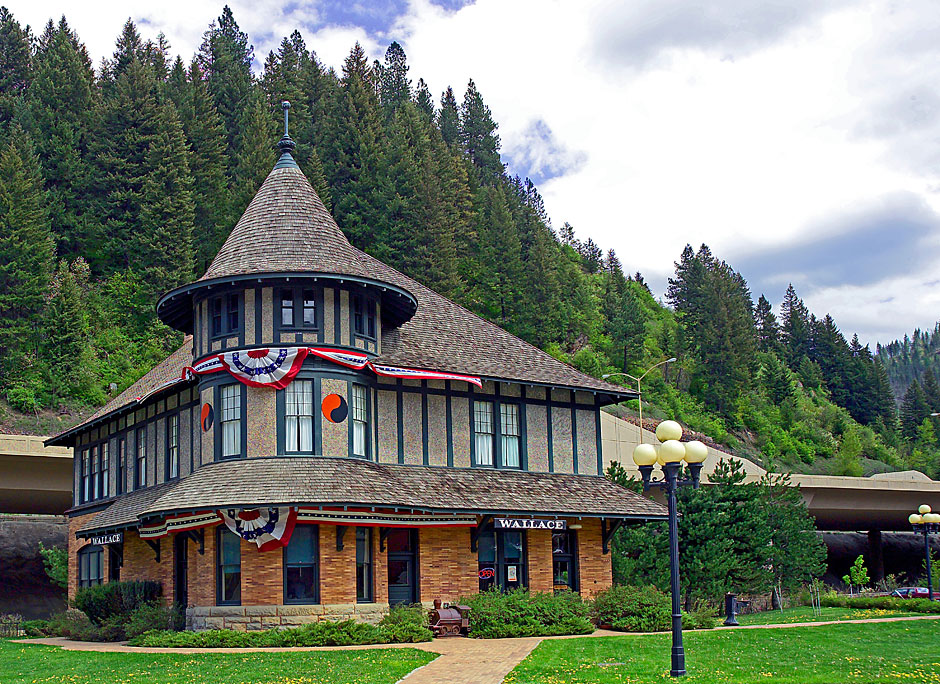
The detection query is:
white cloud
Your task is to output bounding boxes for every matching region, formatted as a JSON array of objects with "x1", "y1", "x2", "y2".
[{"x1": 6, "y1": 0, "x2": 940, "y2": 343}]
